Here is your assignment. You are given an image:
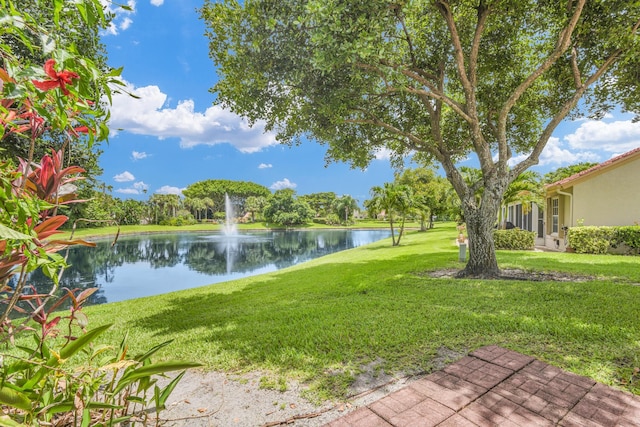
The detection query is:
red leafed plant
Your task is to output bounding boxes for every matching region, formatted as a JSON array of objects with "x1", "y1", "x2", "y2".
[
  {"x1": 0, "y1": 149, "x2": 96, "y2": 334},
  {"x1": 0, "y1": 5, "x2": 200, "y2": 422}
]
